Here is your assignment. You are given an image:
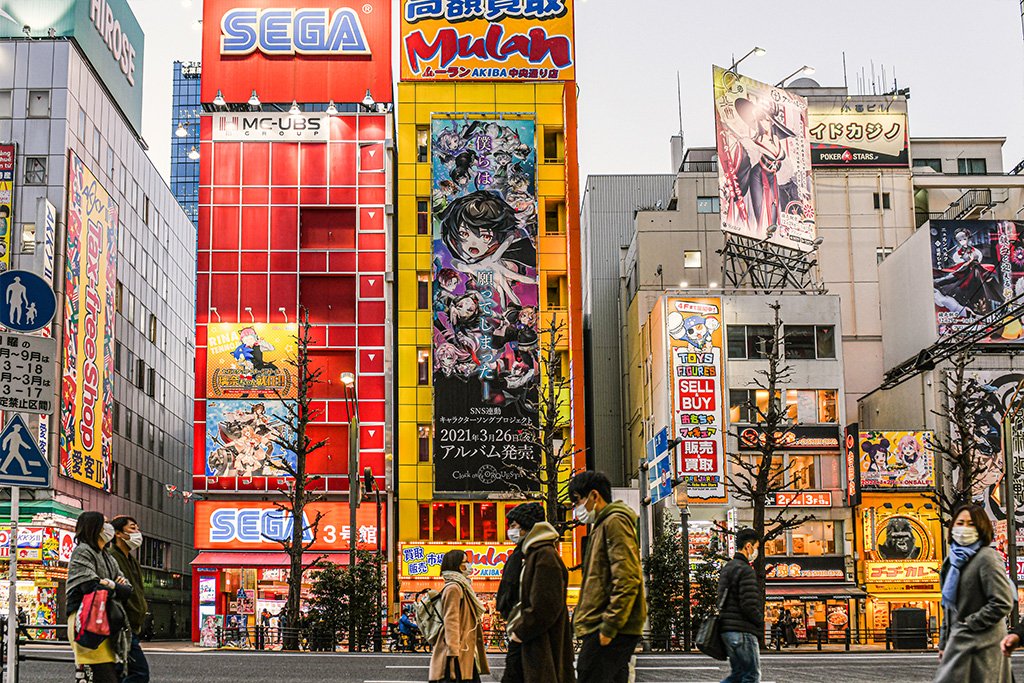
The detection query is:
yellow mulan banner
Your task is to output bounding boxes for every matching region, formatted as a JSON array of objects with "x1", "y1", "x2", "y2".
[
  {"x1": 400, "y1": 0, "x2": 575, "y2": 81},
  {"x1": 60, "y1": 151, "x2": 118, "y2": 491}
]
